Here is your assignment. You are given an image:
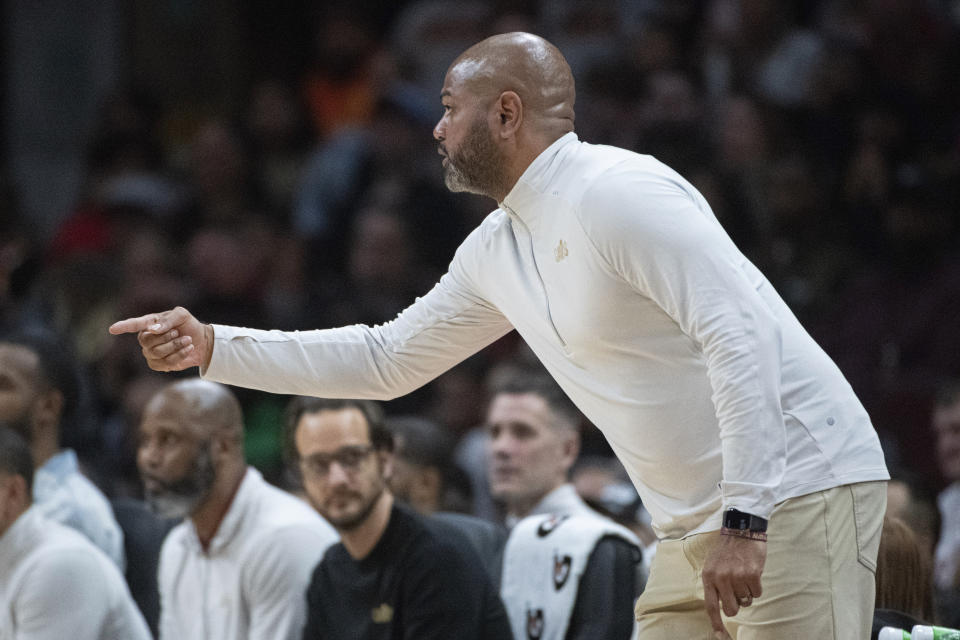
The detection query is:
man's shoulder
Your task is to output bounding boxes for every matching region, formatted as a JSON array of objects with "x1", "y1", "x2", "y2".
[
  {"x1": 248, "y1": 479, "x2": 329, "y2": 528},
  {"x1": 15, "y1": 517, "x2": 122, "y2": 586},
  {"x1": 560, "y1": 145, "x2": 706, "y2": 254},
  {"x1": 562, "y1": 141, "x2": 687, "y2": 205},
  {"x1": 313, "y1": 540, "x2": 350, "y2": 568},
  {"x1": 309, "y1": 541, "x2": 351, "y2": 588},
  {"x1": 35, "y1": 464, "x2": 117, "y2": 523},
  {"x1": 240, "y1": 482, "x2": 338, "y2": 556},
  {"x1": 403, "y1": 508, "x2": 490, "y2": 568}
]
